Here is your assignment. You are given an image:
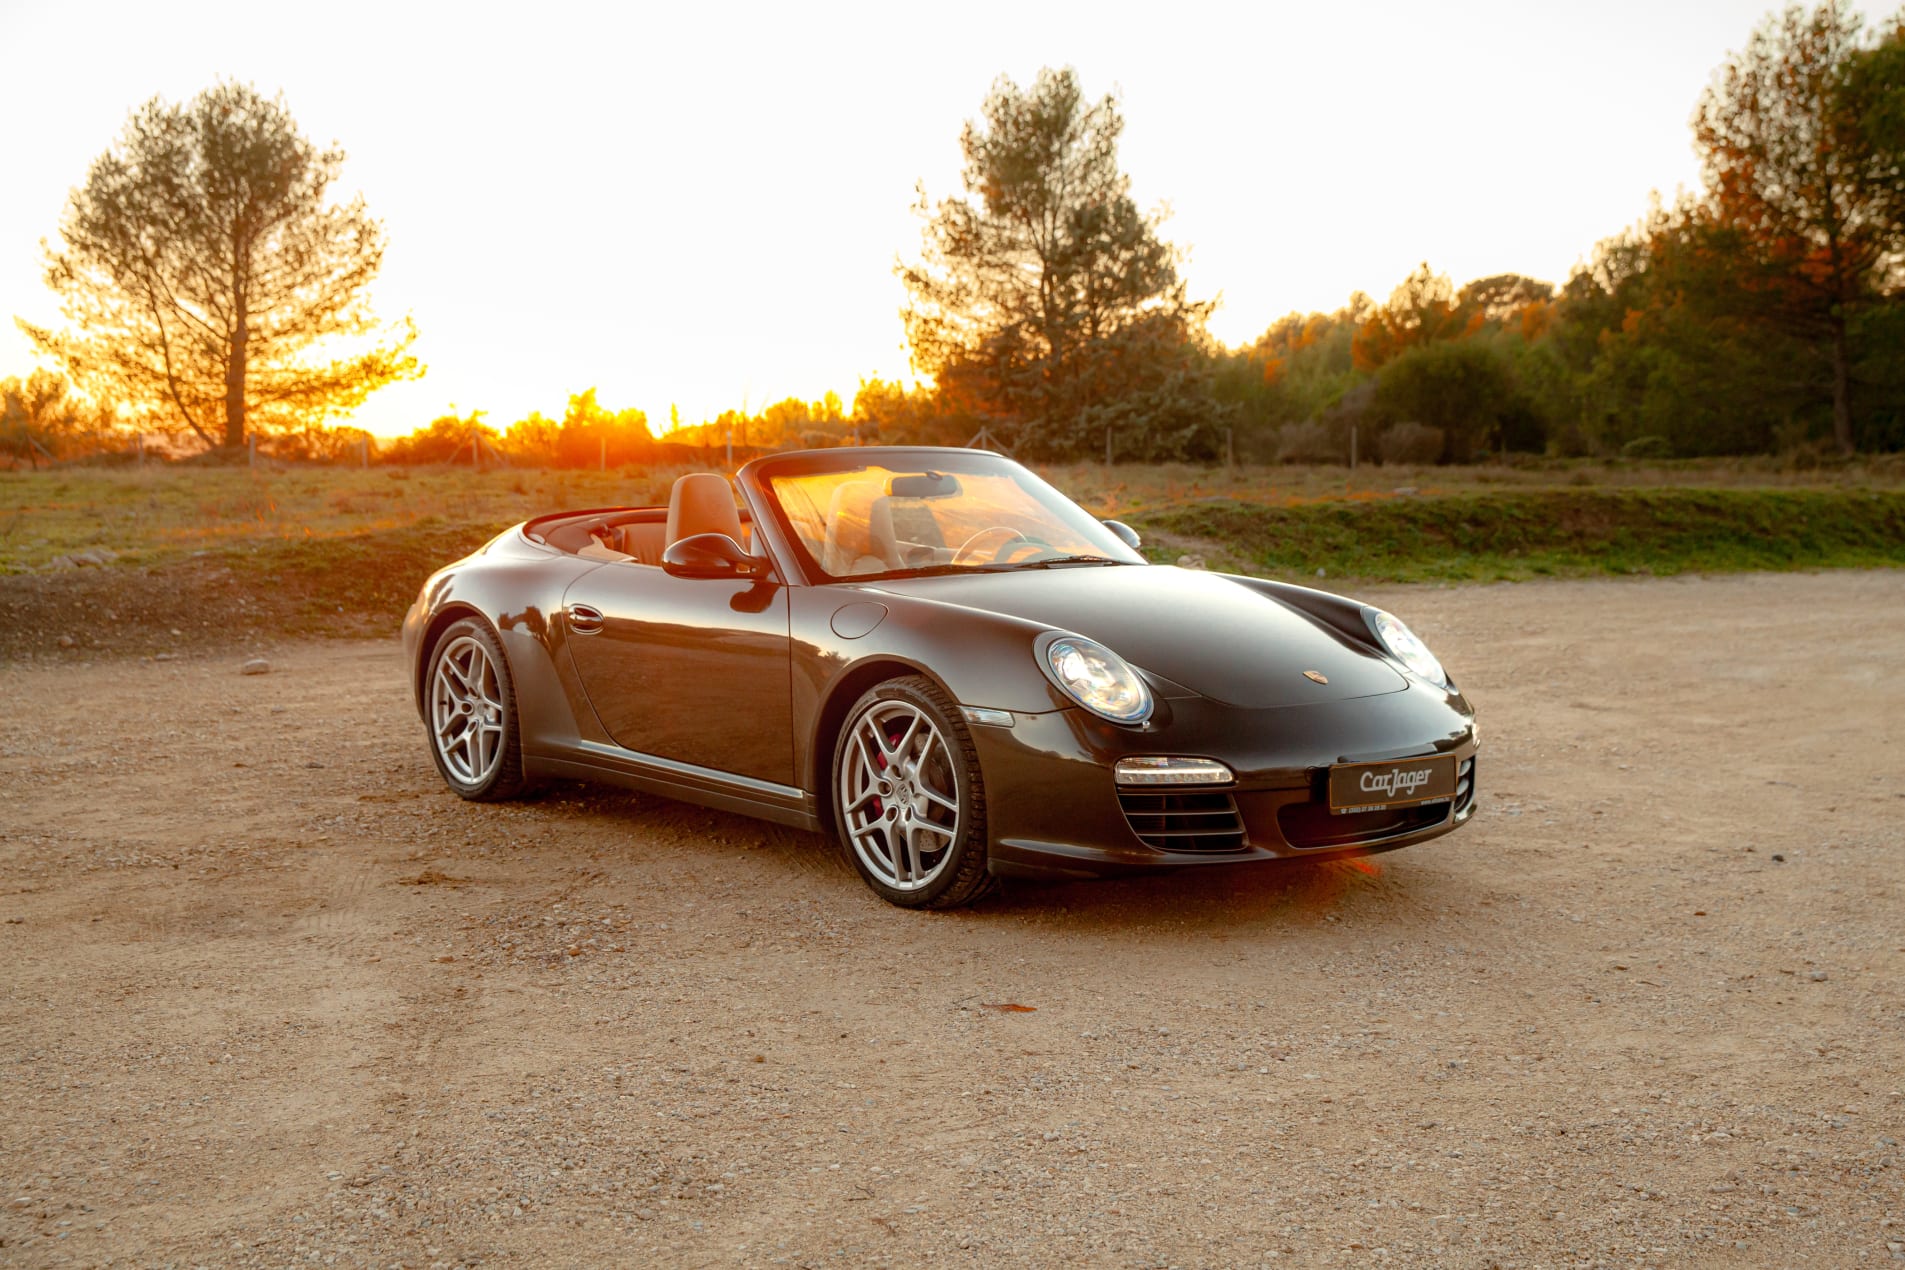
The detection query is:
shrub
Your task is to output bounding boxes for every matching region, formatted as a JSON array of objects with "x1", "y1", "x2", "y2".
[
  {"x1": 1372, "y1": 339, "x2": 1542, "y2": 460},
  {"x1": 1377, "y1": 421, "x2": 1445, "y2": 465},
  {"x1": 1276, "y1": 420, "x2": 1338, "y2": 463}
]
